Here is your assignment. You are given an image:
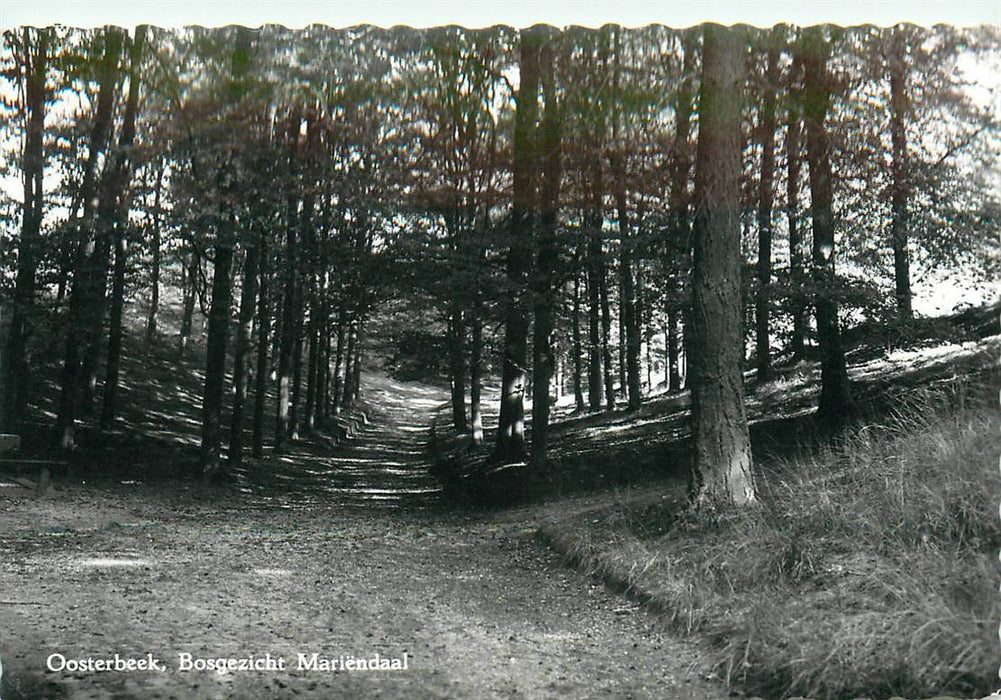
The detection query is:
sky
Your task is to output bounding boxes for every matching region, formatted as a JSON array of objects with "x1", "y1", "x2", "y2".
[{"x1": 2, "y1": 0, "x2": 999, "y2": 30}]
